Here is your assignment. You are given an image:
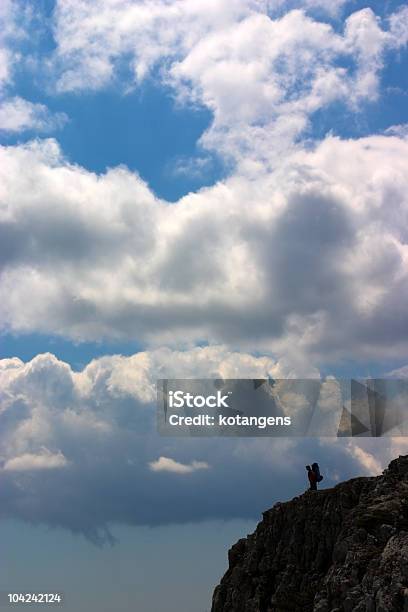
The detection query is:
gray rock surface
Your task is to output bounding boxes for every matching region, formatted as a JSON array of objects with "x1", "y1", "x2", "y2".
[{"x1": 211, "y1": 455, "x2": 408, "y2": 612}]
